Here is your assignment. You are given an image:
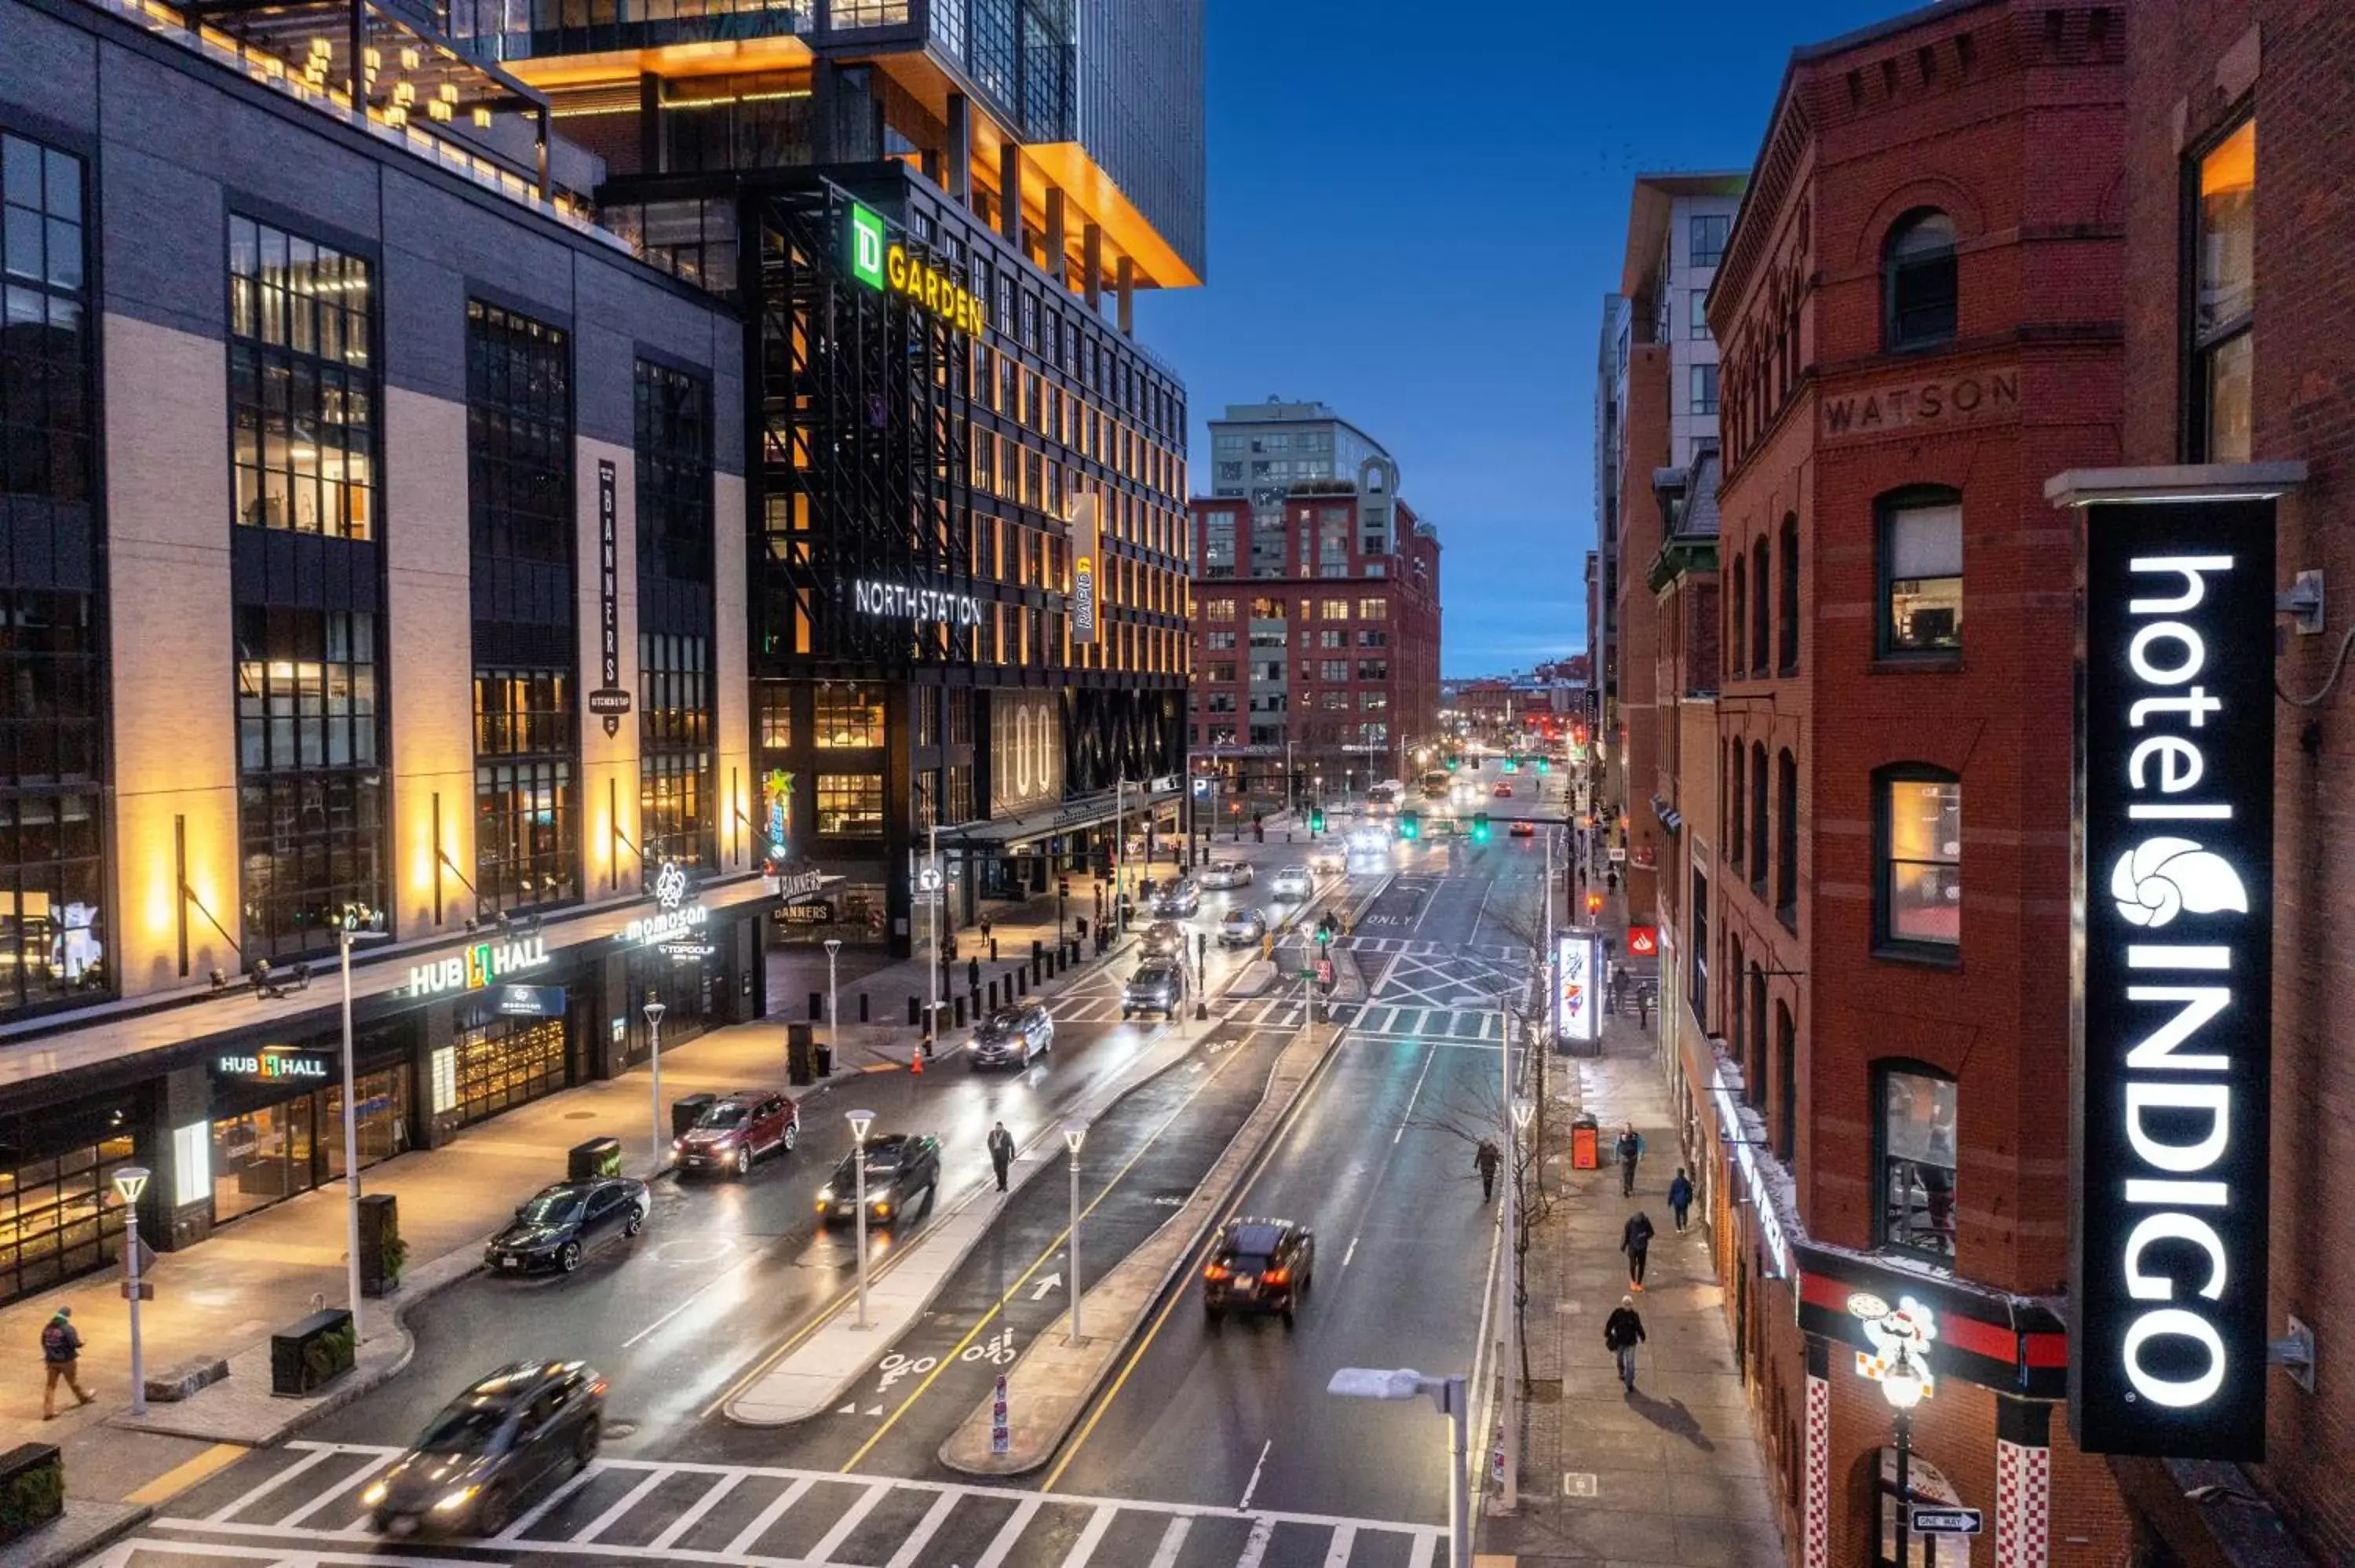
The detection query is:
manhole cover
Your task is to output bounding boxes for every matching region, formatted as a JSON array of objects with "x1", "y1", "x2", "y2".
[
  {"x1": 564, "y1": 1110, "x2": 598, "y2": 1121},
  {"x1": 1563, "y1": 1471, "x2": 1597, "y2": 1497}
]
